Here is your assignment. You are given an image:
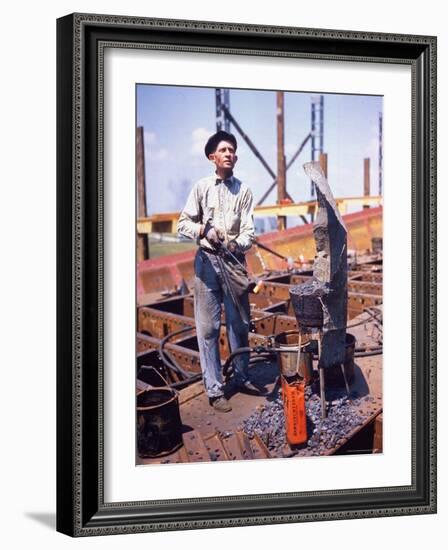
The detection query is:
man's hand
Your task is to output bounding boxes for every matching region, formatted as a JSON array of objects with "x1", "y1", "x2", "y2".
[
  {"x1": 227, "y1": 240, "x2": 241, "y2": 254},
  {"x1": 216, "y1": 228, "x2": 225, "y2": 242},
  {"x1": 202, "y1": 221, "x2": 222, "y2": 249}
]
